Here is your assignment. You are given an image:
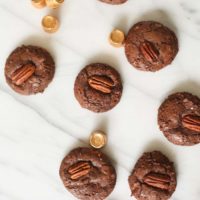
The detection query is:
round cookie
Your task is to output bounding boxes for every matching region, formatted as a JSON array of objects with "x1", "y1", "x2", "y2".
[
  {"x1": 125, "y1": 21, "x2": 178, "y2": 72},
  {"x1": 158, "y1": 92, "x2": 200, "y2": 146},
  {"x1": 59, "y1": 147, "x2": 116, "y2": 200},
  {"x1": 74, "y1": 63, "x2": 123, "y2": 113},
  {"x1": 99, "y1": 0, "x2": 127, "y2": 4},
  {"x1": 5, "y1": 45, "x2": 55, "y2": 95},
  {"x1": 129, "y1": 151, "x2": 176, "y2": 200}
]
